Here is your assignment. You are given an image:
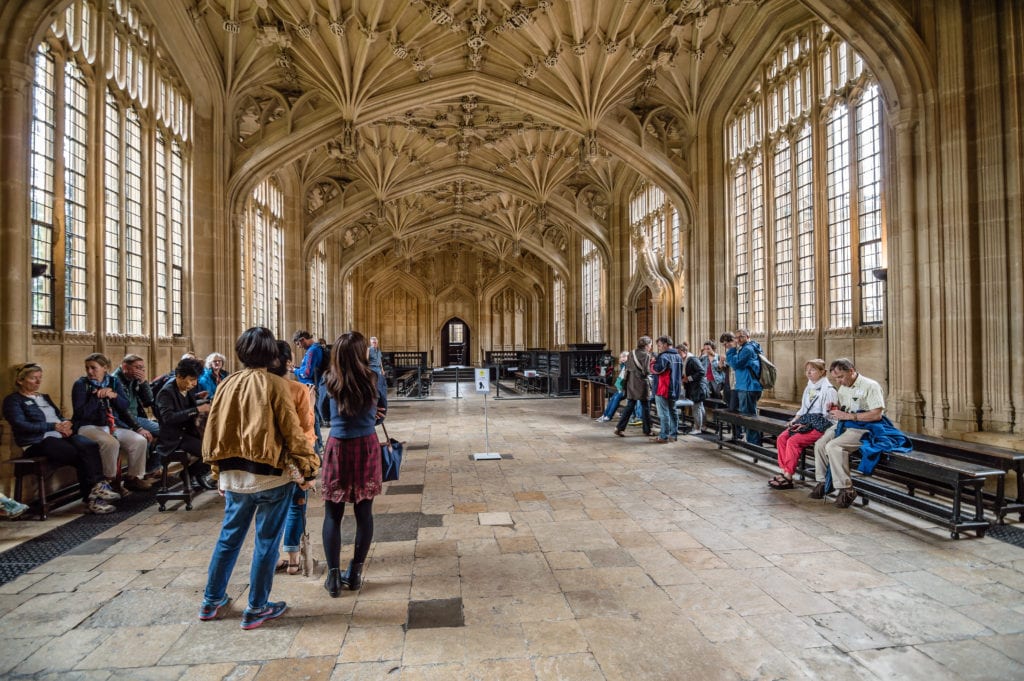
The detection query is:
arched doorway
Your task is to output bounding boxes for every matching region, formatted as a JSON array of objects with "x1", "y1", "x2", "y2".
[
  {"x1": 441, "y1": 317, "x2": 471, "y2": 365},
  {"x1": 635, "y1": 288, "x2": 653, "y2": 338}
]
